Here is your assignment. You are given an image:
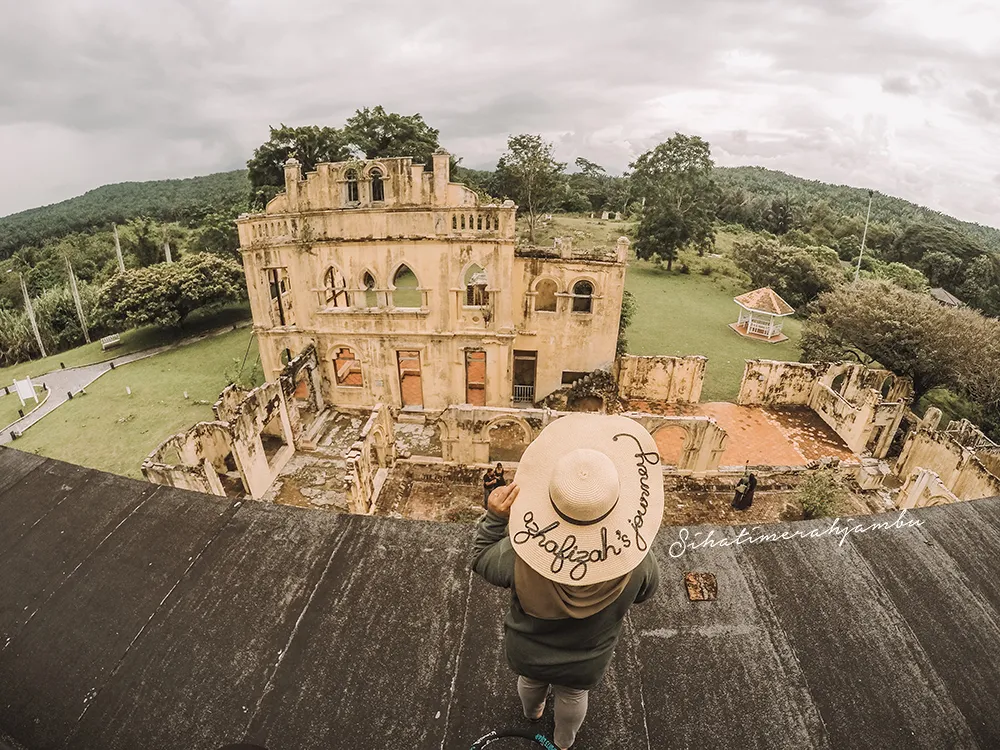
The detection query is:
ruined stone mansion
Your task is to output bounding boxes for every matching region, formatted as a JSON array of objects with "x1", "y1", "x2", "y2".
[{"x1": 141, "y1": 152, "x2": 1000, "y2": 521}]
